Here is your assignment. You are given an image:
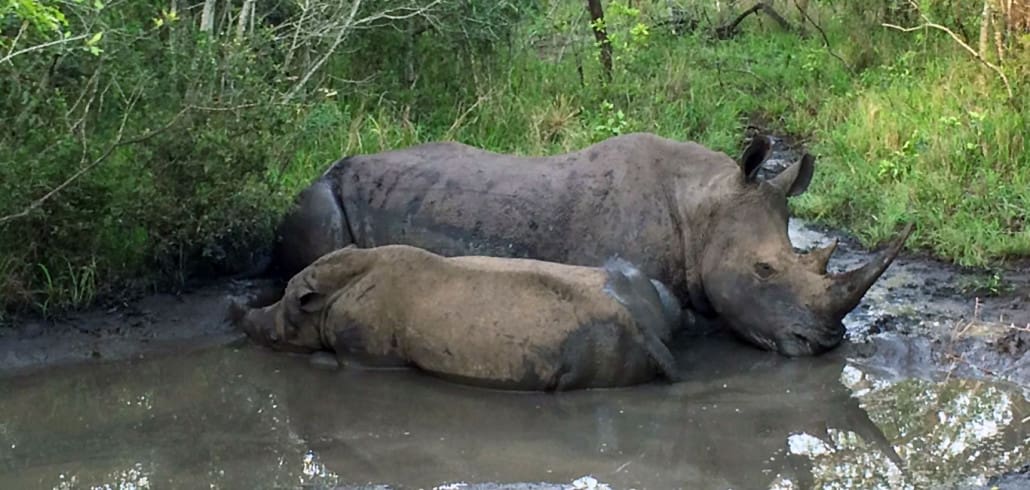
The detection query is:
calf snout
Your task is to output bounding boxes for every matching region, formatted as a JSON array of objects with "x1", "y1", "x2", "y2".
[{"x1": 229, "y1": 301, "x2": 280, "y2": 347}]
